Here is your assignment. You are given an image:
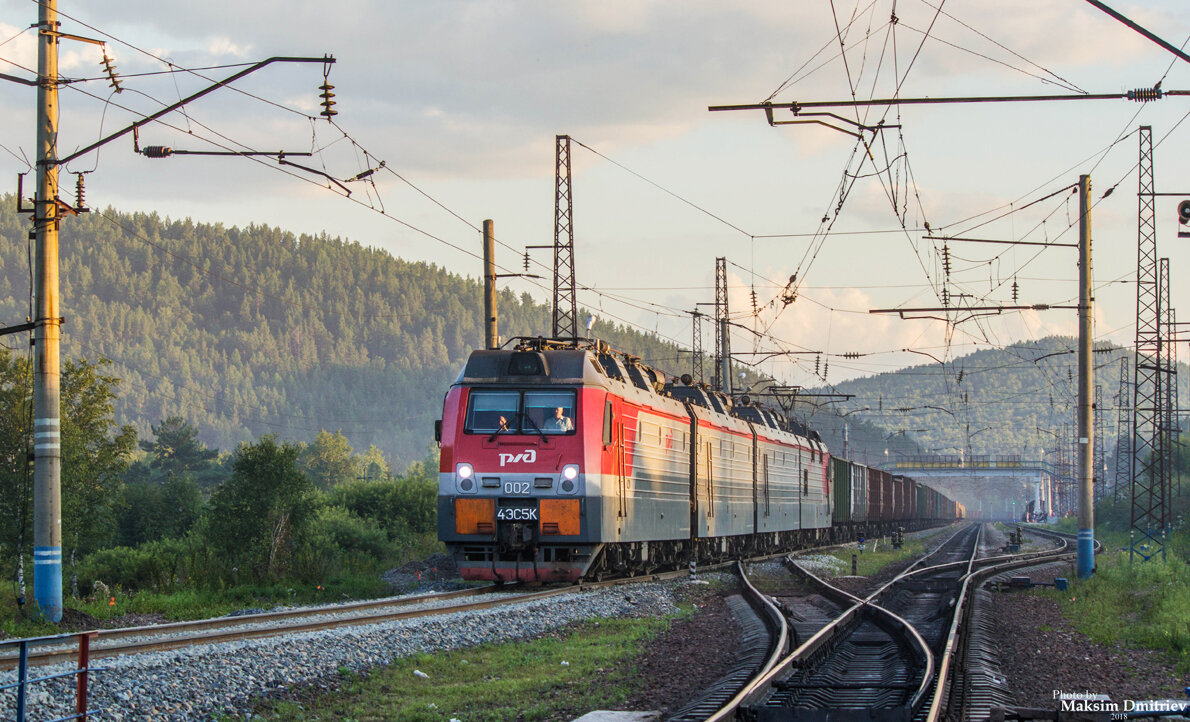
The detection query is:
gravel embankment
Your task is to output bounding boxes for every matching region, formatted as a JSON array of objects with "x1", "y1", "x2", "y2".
[
  {"x1": 0, "y1": 579, "x2": 704, "y2": 721},
  {"x1": 988, "y1": 562, "x2": 1190, "y2": 708}
]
